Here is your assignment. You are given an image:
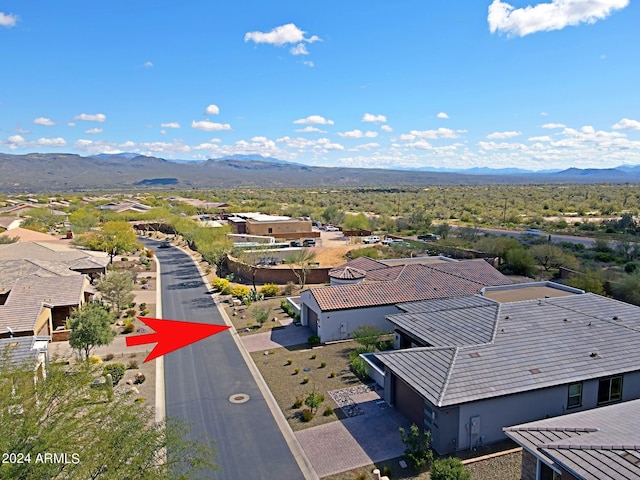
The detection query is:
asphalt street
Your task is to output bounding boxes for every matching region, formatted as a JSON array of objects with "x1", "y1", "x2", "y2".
[{"x1": 147, "y1": 240, "x2": 305, "y2": 479}]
